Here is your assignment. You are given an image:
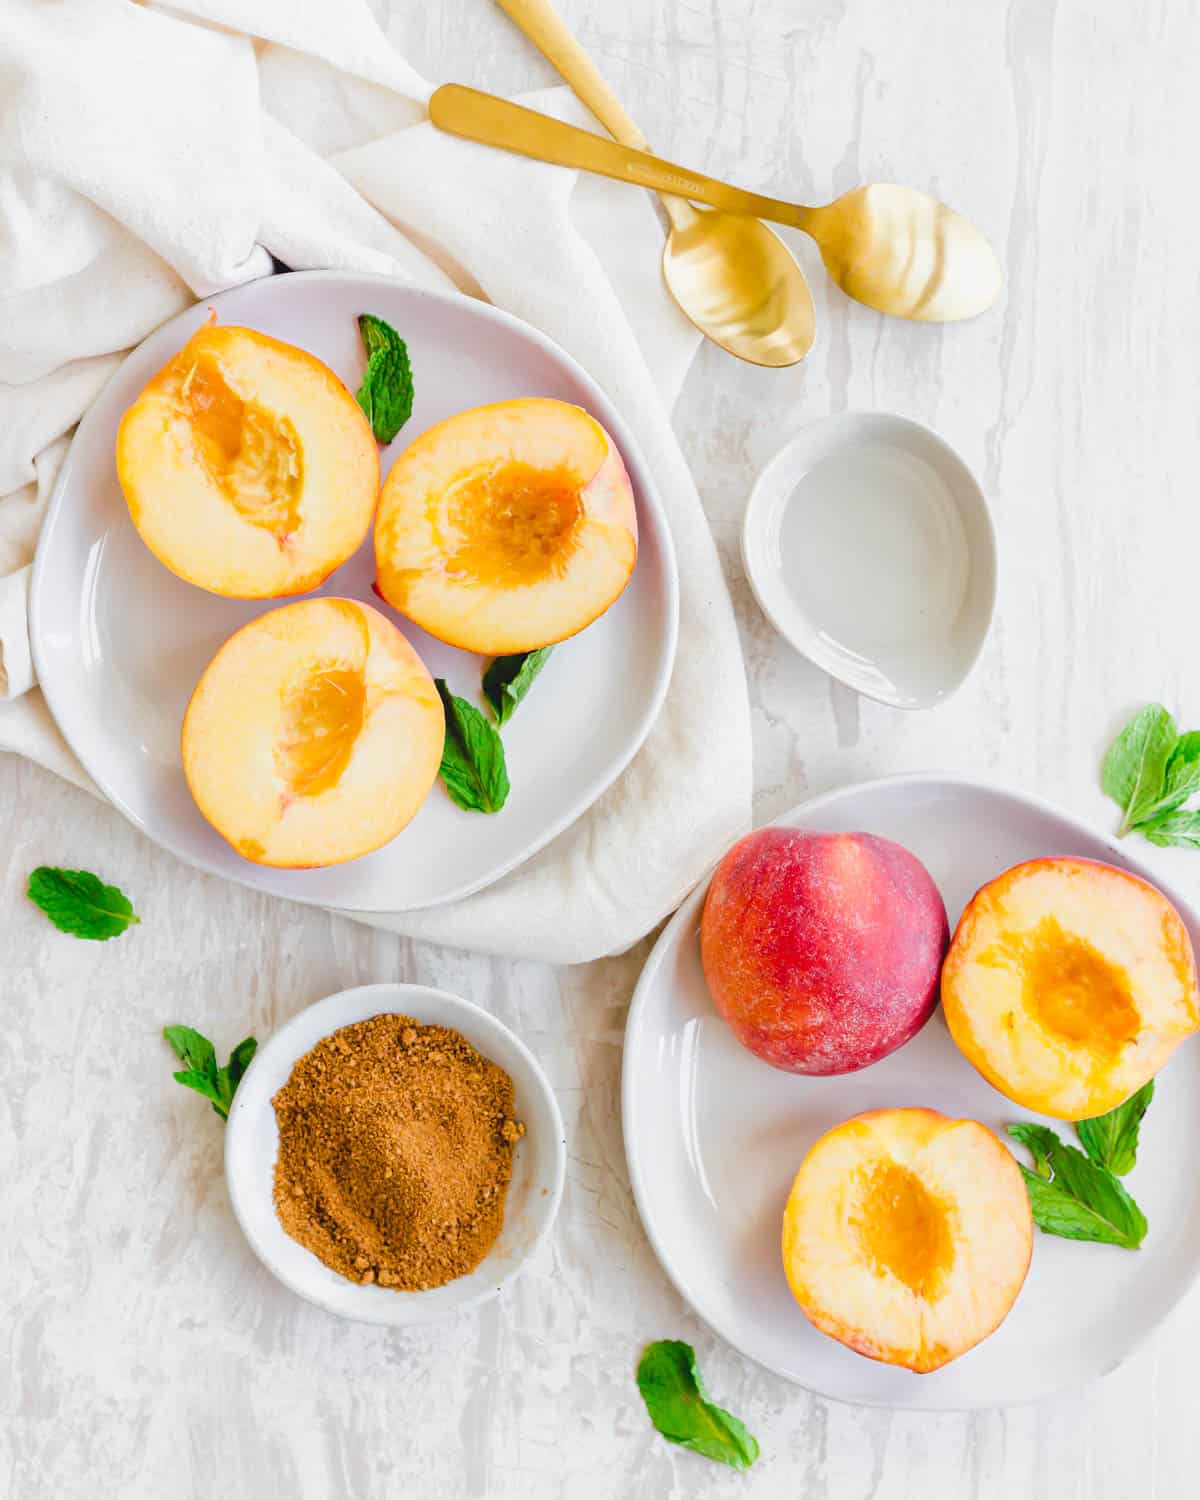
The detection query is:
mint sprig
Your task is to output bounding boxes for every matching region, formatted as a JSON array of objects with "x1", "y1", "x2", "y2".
[
  {"x1": 163, "y1": 1026, "x2": 257, "y2": 1121},
  {"x1": 1075, "y1": 1080, "x2": 1154, "y2": 1176},
  {"x1": 27, "y1": 866, "x2": 139, "y2": 941},
  {"x1": 355, "y1": 313, "x2": 414, "y2": 444},
  {"x1": 637, "y1": 1340, "x2": 758, "y2": 1470},
  {"x1": 1103, "y1": 705, "x2": 1200, "y2": 845},
  {"x1": 435, "y1": 679, "x2": 510, "y2": 814},
  {"x1": 483, "y1": 647, "x2": 553, "y2": 725},
  {"x1": 1008, "y1": 1095, "x2": 1152, "y2": 1249}
]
